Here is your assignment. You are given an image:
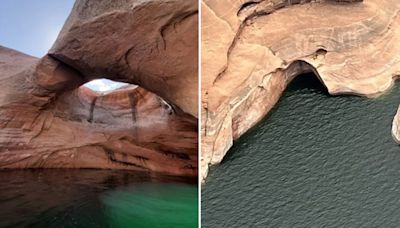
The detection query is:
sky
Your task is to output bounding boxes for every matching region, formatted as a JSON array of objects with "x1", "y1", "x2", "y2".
[{"x1": 0, "y1": 0, "x2": 126, "y2": 92}]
